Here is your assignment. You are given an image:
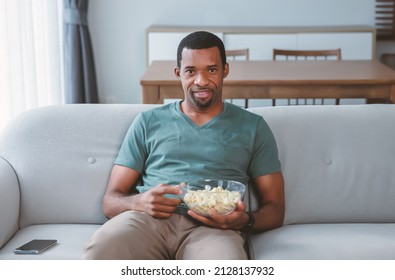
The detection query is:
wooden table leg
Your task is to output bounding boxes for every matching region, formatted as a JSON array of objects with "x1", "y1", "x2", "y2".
[
  {"x1": 141, "y1": 85, "x2": 161, "y2": 104},
  {"x1": 366, "y1": 85, "x2": 394, "y2": 104}
]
